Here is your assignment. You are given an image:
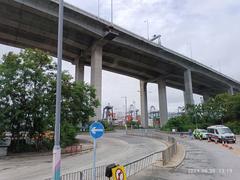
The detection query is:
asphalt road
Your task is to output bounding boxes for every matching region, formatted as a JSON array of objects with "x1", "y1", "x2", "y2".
[
  {"x1": 130, "y1": 135, "x2": 240, "y2": 180},
  {"x1": 0, "y1": 131, "x2": 166, "y2": 180}
]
